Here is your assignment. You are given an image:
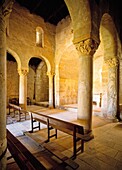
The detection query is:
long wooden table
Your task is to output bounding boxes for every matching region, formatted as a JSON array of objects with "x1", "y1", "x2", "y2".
[{"x1": 29, "y1": 109, "x2": 91, "y2": 159}]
